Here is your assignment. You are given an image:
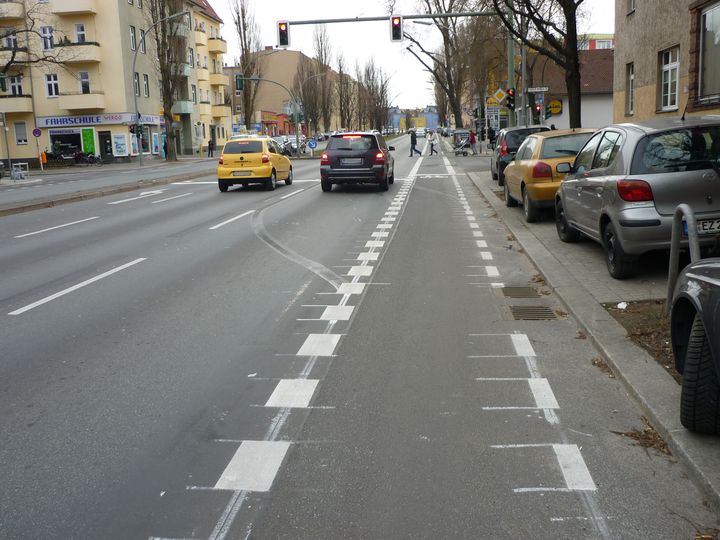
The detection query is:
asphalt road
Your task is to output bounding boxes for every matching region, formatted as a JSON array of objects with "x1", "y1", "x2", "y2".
[{"x1": 0, "y1": 136, "x2": 717, "y2": 539}]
